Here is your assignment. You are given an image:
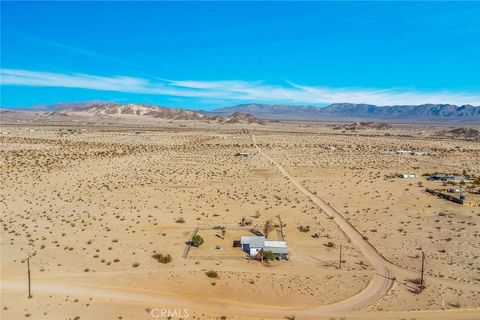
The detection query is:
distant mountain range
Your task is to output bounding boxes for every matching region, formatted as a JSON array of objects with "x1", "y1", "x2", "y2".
[
  {"x1": 211, "y1": 103, "x2": 480, "y2": 122},
  {"x1": 3, "y1": 101, "x2": 480, "y2": 123}
]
